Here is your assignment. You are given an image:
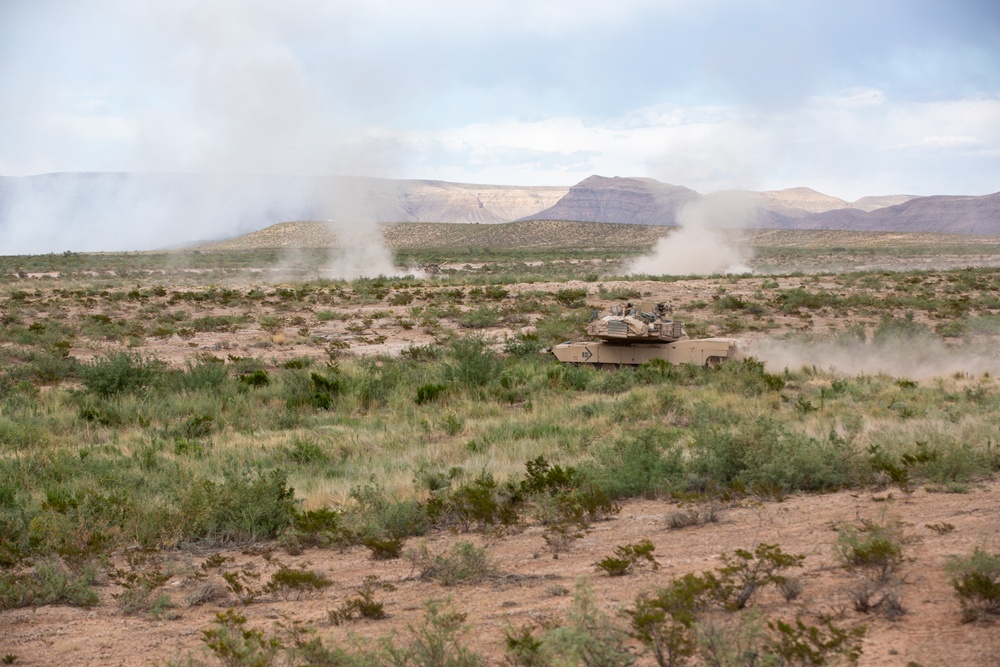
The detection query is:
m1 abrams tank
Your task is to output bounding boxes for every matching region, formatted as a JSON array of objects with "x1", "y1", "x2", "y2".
[{"x1": 551, "y1": 301, "x2": 741, "y2": 368}]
